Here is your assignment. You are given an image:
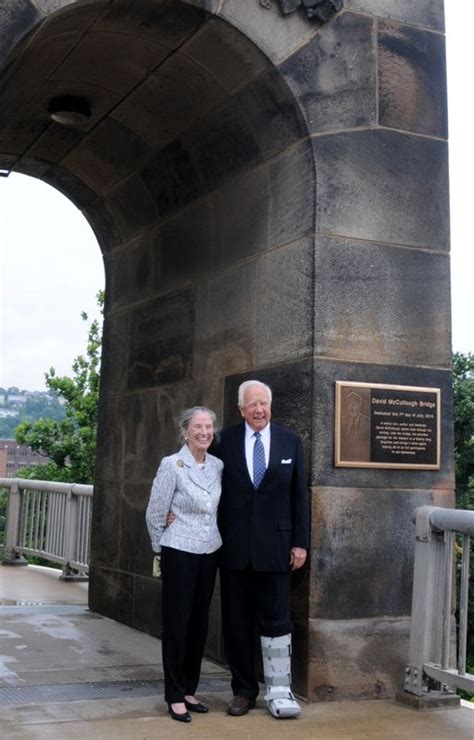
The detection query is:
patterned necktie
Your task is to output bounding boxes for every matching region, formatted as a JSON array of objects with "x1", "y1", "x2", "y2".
[{"x1": 253, "y1": 431, "x2": 266, "y2": 489}]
